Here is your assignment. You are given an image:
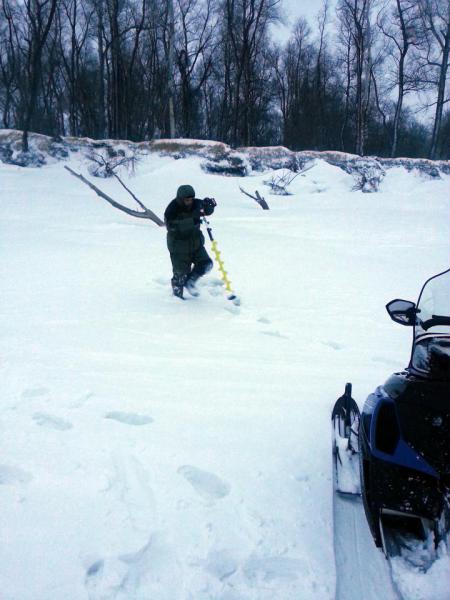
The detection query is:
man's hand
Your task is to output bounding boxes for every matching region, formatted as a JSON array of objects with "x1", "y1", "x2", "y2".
[{"x1": 202, "y1": 197, "x2": 217, "y2": 213}]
